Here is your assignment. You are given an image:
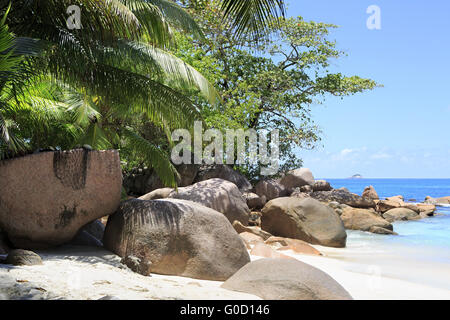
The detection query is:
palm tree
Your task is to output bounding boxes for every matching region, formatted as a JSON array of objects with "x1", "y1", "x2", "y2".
[
  {"x1": 1, "y1": 0, "x2": 286, "y2": 186},
  {"x1": 0, "y1": 4, "x2": 38, "y2": 158},
  {"x1": 3, "y1": 0, "x2": 217, "y2": 185}
]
